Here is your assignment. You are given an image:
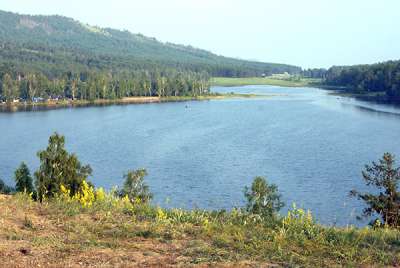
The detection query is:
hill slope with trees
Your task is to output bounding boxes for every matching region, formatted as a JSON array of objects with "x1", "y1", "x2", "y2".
[
  {"x1": 0, "y1": 10, "x2": 300, "y2": 78},
  {"x1": 0, "y1": 10, "x2": 301, "y2": 103},
  {"x1": 324, "y1": 60, "x2": 400, "y2": 102}
]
